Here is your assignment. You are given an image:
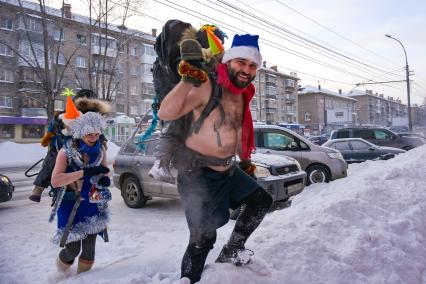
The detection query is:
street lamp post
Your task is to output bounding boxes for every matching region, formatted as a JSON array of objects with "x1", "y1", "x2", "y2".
[{"x1": 385, "y1": 34, "x2": 412, "y2": 132}]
